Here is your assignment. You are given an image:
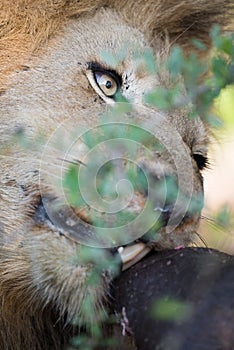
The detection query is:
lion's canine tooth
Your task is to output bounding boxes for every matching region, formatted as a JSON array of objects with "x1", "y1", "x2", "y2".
[{"x1": 119, "y1": 243, "x2": 151, "y2": 271}]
